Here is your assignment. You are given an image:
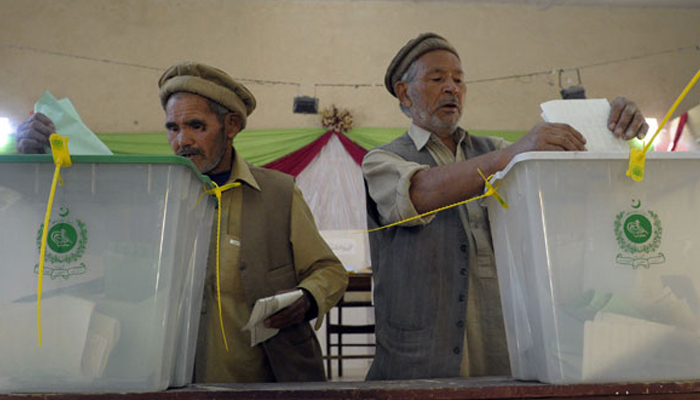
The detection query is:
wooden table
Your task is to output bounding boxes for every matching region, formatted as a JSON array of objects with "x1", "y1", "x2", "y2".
[
  {"x1": 3, "y1": 377, "x2": 700, "y2": 399},
  {"x1": 347, "y1": 271, "x2": 372, "y2": 291}
]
